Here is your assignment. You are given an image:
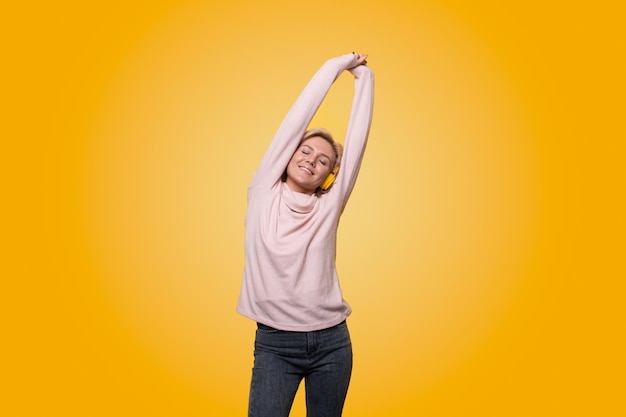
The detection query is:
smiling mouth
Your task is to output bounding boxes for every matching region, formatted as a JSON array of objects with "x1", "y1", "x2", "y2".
[{"x1": 298, "y1": 166, "x2": 313, "y2": 175}]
